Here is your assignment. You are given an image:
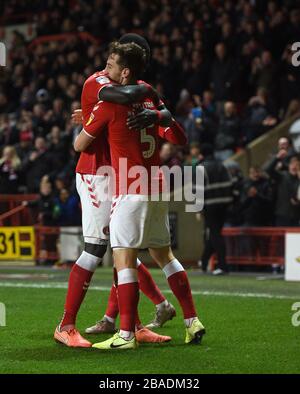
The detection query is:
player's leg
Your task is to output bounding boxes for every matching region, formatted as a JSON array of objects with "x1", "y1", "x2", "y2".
[
  {"x1": 136, "y1": 259, "x2": 176, "y2": 329},
  {"x1": 149, "y1": 245, "x2": 205, "y2": 344},
  {"x1": 86, "y1": 258, "x2": 175, "y2": 333},
  {"x1": 92, "y1": 195, "x2": 171, "y2": 349},
  {"x1": 85, "y1": 282, "x2": 118, "y2": 334},
  {"x1": 92, "y1": 248, "x2": 140, "y2": 350},
  {"x1": 147, "y1": 201, "x2": 205, "y2": 344},
  {"x1": 54, "y1": 174, "x2": 110, "y2": 347}
]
